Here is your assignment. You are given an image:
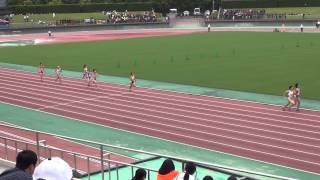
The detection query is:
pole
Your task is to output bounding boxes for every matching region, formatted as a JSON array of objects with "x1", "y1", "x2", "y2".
[{"x1": 212, "y1": 0, "x2": 215, "y2": 10}]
